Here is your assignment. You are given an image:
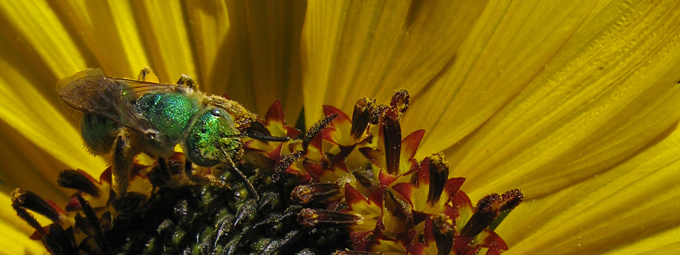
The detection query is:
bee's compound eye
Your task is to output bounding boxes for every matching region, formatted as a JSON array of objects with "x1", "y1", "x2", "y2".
[{"x1": 210, "y1": 108, "x2": 226, "y2": 117}]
